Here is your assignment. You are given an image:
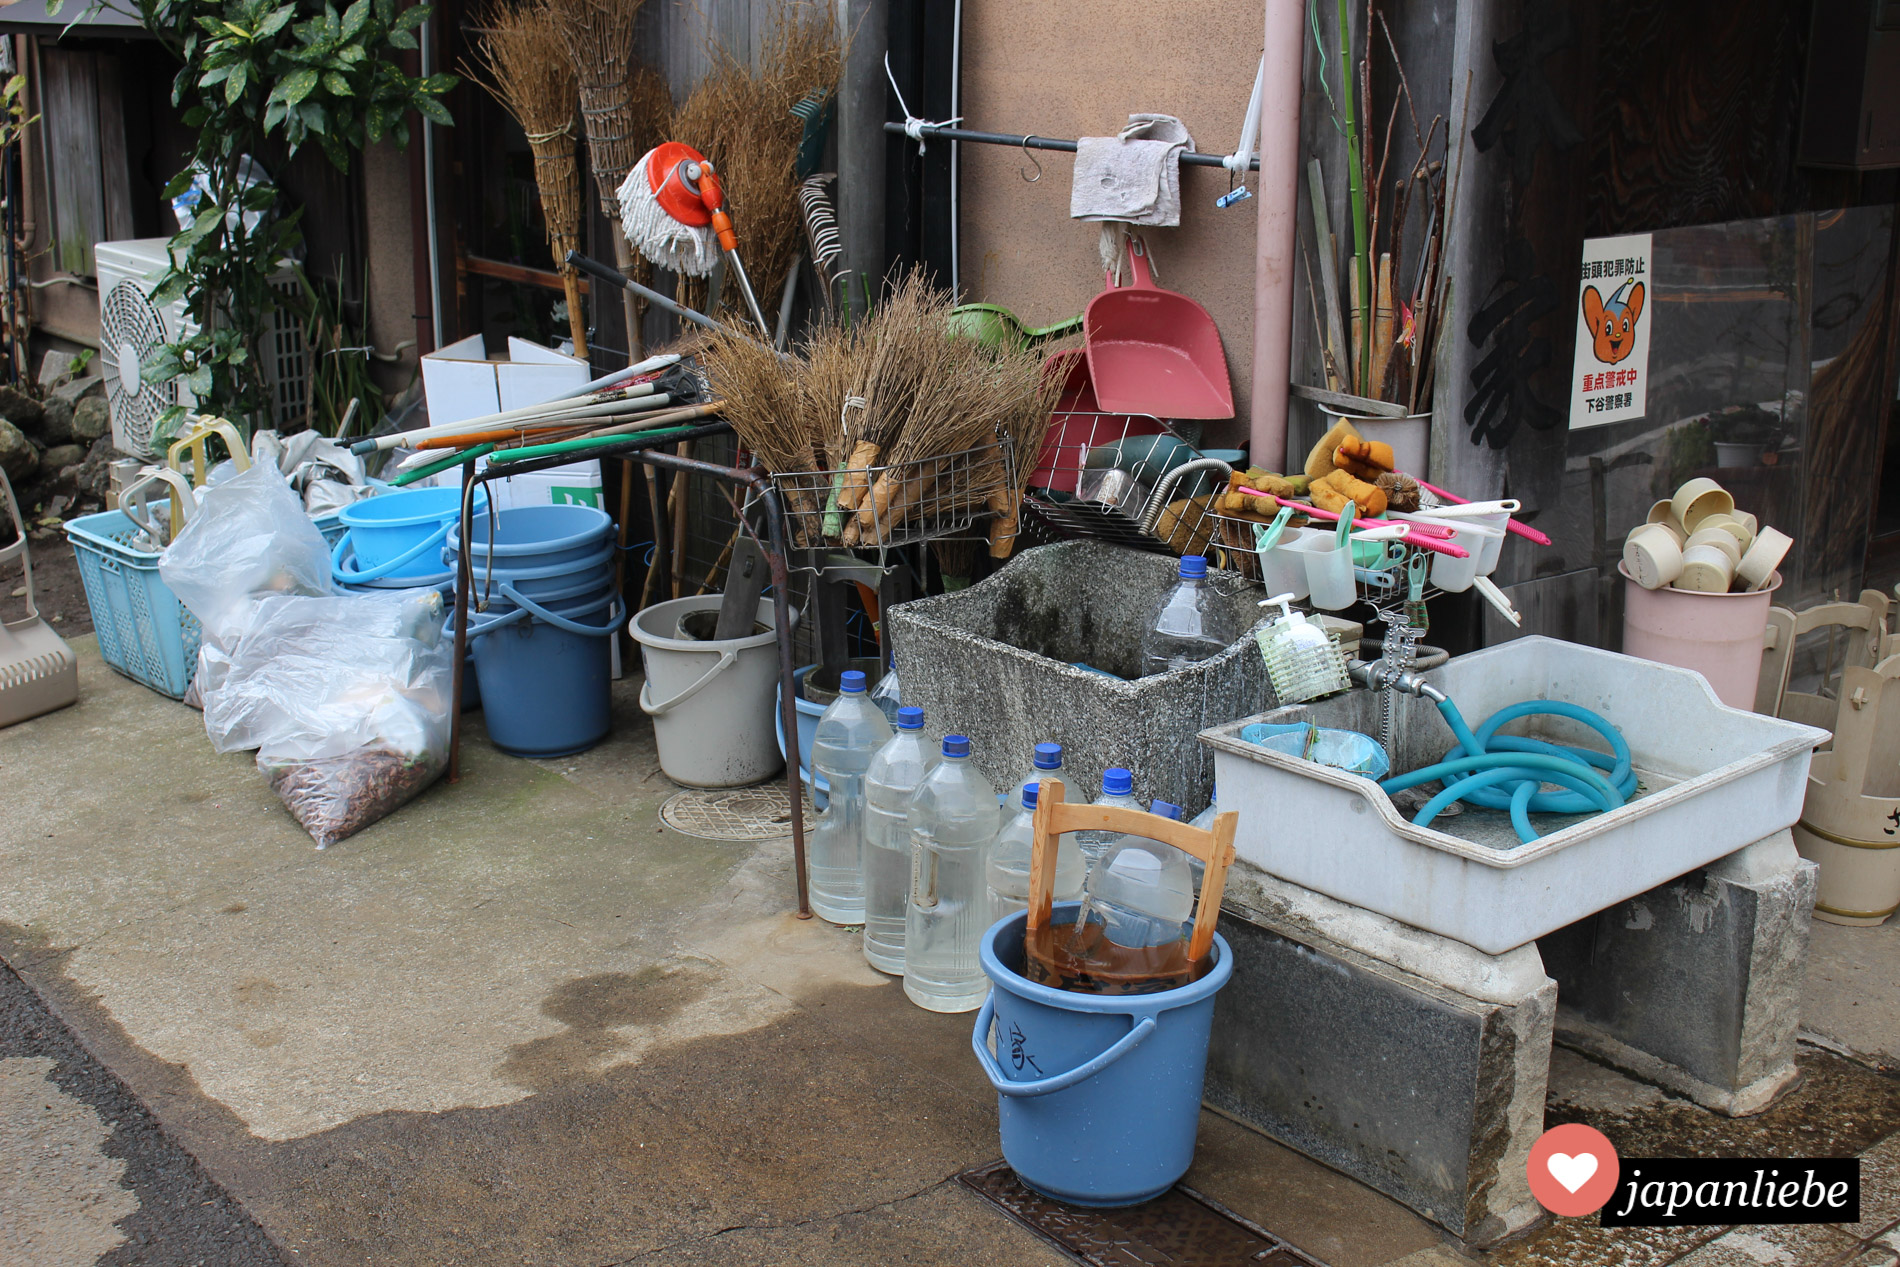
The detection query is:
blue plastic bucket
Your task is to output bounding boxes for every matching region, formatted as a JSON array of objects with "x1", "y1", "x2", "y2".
[
  {"x1": 453, "y1": 504, "x2": 614, "y2": 570},
  {"x1": 449, "y1": 541, "x2": 616, "y2": 606},
  {"x1": 333, "y1": 486, "x2": 486, "y2": 583},
  {"x1": 463, "y1": 584, "x2": 624, "y2": 757},
  {"x1": 973, "y1": 905, "x2": 1233, "y2": 1207}
]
